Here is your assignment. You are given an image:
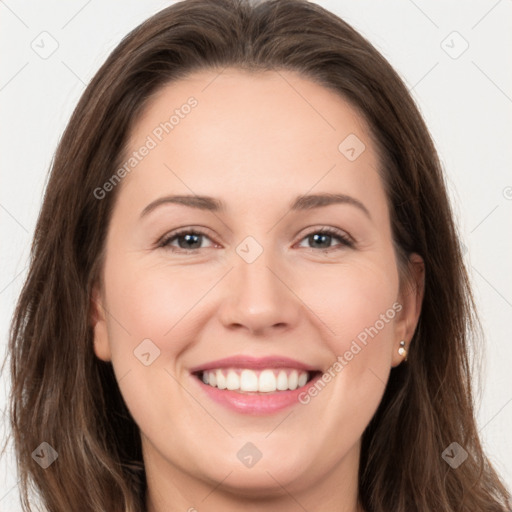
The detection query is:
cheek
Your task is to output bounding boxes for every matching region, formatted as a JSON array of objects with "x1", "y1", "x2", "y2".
[
  {"x1": 294, "y1": 261, "x2": 400, "y2": 429},
  {"x1": 102, "y1": 253, "x2": 221, "y2": 360},
  {"x1": 302, "y1": 258, "x2": 400, "y2": 344},
  {"x1": 99, "y1": 256, "x2": 214, "y2": 433}
]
